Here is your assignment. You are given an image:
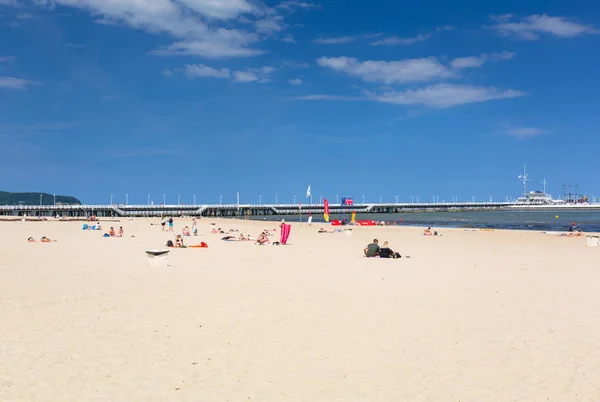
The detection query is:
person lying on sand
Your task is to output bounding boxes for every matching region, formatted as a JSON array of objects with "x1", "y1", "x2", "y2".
[
  {"x1": 256, "y1": 233, "x2": 270, "y2": 245},
  {"x1": 379, "y1": 241, "x2": 402, "y2": 259},
  {"x1": 27, "y1": 237, "x2": 36, "y2": 243},
  {"x1": 175, "y1": 235, "x2": 185, "y2": 248},
  {"x1": 559, "y1": 232, "x2": 583, "y2": 237},
  {"x1": 364, "y1": 239, "x2": 380, "y2": 257},
  {"x1": 40, "y1": 236, "x2": 54, "y2": 243},
  {"x1": 318, "y1": 228, "x2": 334, "y2": 233},
  {"x1": 424, "y1": 227, "x2": 432, "y2": 236},
  {"x1": 238, "y1": 233, "x2": 250, "y2": 241}
]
